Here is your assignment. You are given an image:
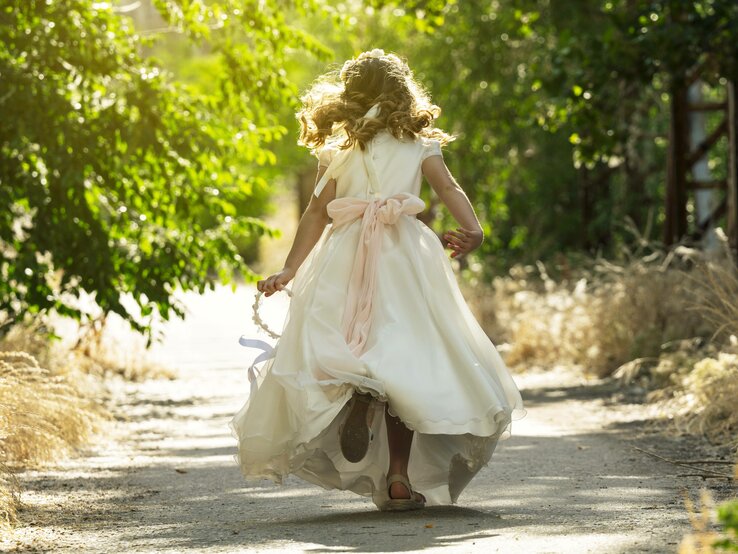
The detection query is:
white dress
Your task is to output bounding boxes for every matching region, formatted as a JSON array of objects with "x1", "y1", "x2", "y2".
[{"x1": 229, "y1": 129, "x2": 526, "y2": 510}]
